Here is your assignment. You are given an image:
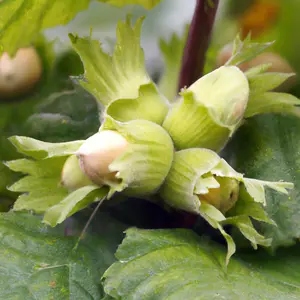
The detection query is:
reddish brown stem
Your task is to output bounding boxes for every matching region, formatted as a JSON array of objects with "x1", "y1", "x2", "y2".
[{"x1": 178, "y1": 0, "x2": 219, "y2": 90}]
